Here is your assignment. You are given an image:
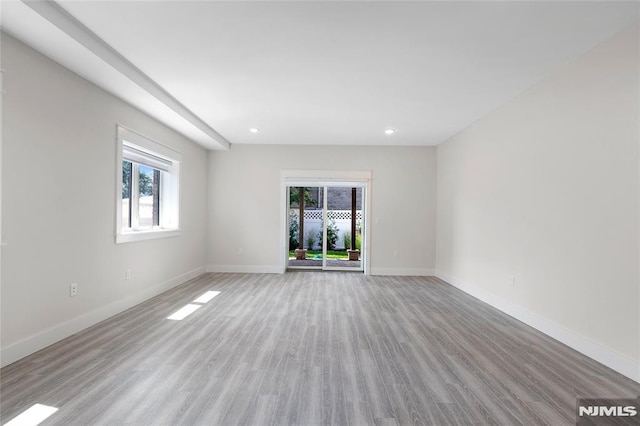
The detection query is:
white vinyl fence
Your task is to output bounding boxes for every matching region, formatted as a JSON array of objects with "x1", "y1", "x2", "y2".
[
  {"x1": 121, "y1": 196, "x2": 155, "y2": 228},
  {"x1": 290, "y1": 209, "x2": 362, "y2": 250}
]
